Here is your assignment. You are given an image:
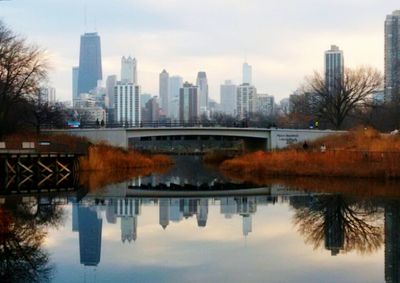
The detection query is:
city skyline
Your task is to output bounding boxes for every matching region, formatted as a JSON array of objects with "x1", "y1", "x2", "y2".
[{"x1": 1, "y1": 0, "x2": 398, "y2": 102}]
